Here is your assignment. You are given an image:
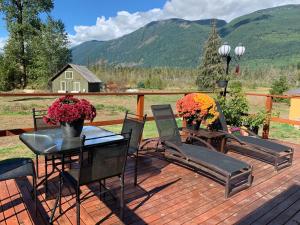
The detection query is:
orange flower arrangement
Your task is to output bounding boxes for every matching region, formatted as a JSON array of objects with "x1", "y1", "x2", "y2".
[{"x1": 176, "y1": 93, "x2": 219, "y2": 125}]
